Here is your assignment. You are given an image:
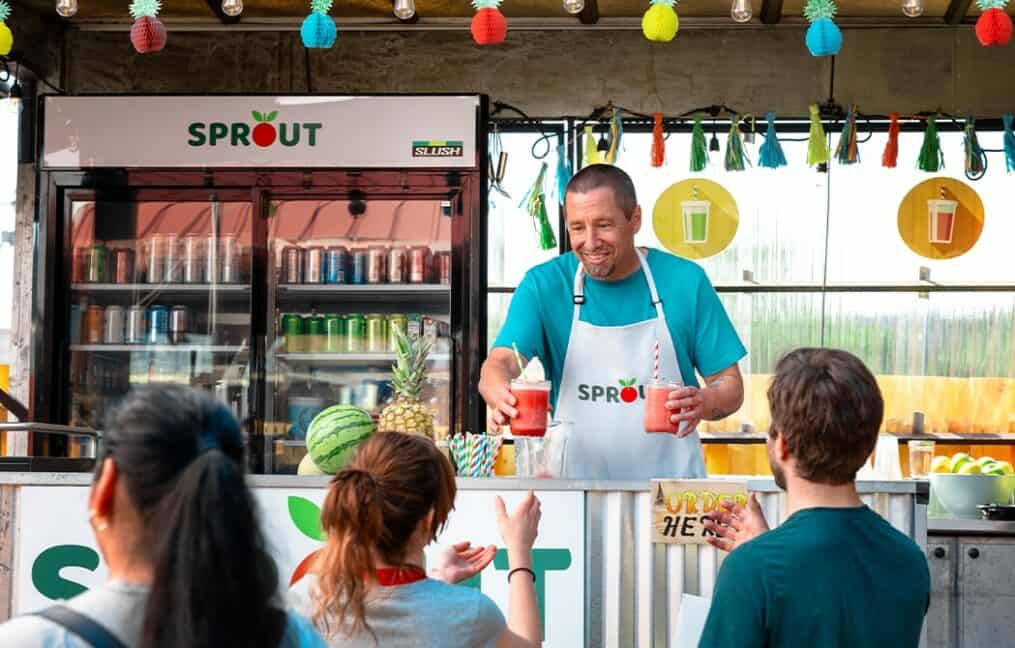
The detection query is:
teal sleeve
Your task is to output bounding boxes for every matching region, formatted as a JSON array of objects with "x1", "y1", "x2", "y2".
[
  {"x1": 693, "y1": 273, "x2": 747, "y2": 377},
  {"x1": 699, "y1": 552, "x2": 766, "y2": 648},
  {"x1": 491, "y1": 272, "x2": 548, "y2": 363}
]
